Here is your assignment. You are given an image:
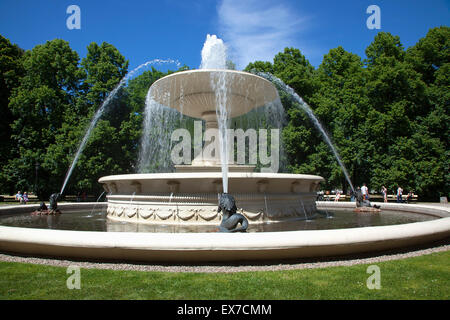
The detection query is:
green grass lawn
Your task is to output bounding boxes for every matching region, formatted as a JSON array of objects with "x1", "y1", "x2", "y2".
[{"x1": 0, "y1": 251, "x2": 449, "y2": 300}]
